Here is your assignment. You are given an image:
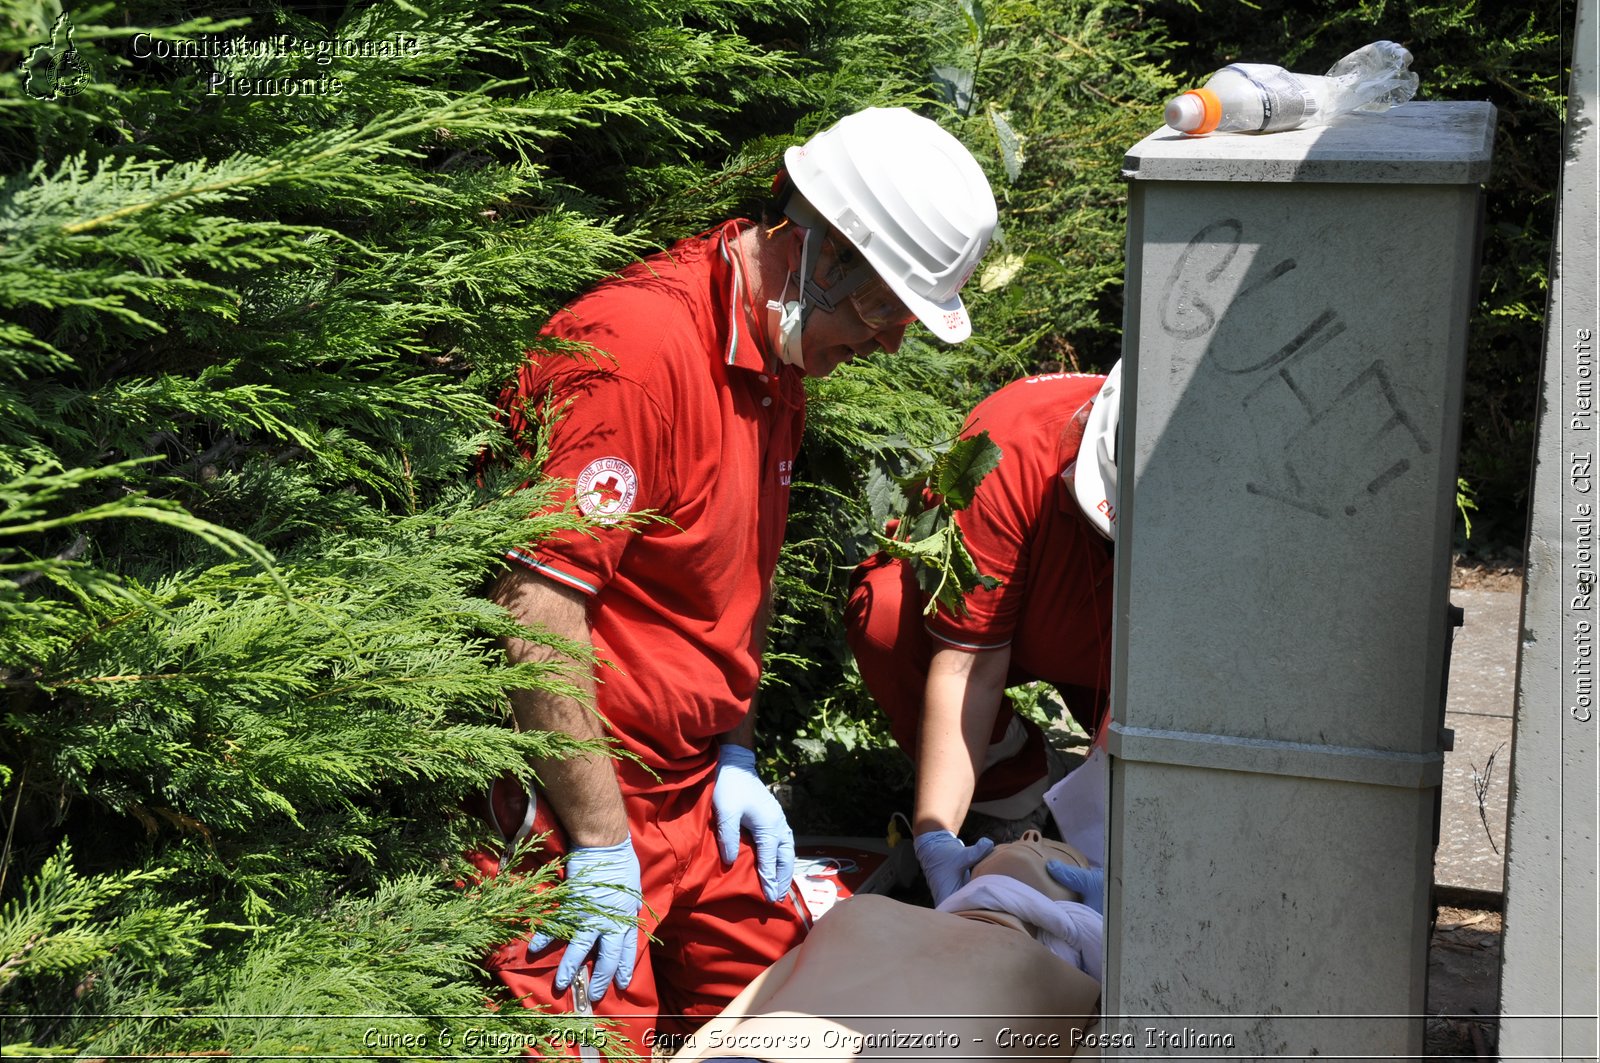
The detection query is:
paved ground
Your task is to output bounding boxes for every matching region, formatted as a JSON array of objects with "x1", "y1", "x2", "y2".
[
  {"x1": 1426, "y1": 570, "x2": 1523, "y2": 1059},
  {"x1": 1437, "y1": 582, "x2": 1521, "y2": 895}
]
